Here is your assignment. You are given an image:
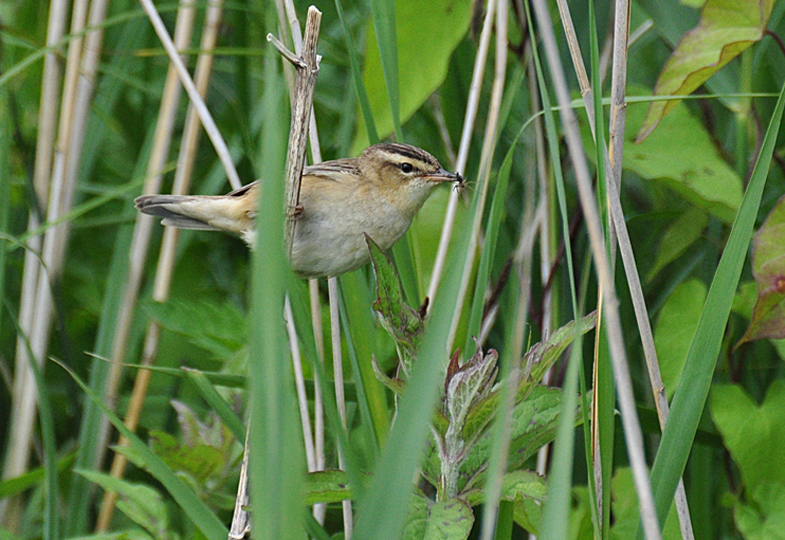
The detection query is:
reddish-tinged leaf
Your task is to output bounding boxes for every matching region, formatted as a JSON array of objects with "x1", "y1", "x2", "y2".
[{"x1": 738, "y1": 195, "x2": 785, "y2": 344}]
